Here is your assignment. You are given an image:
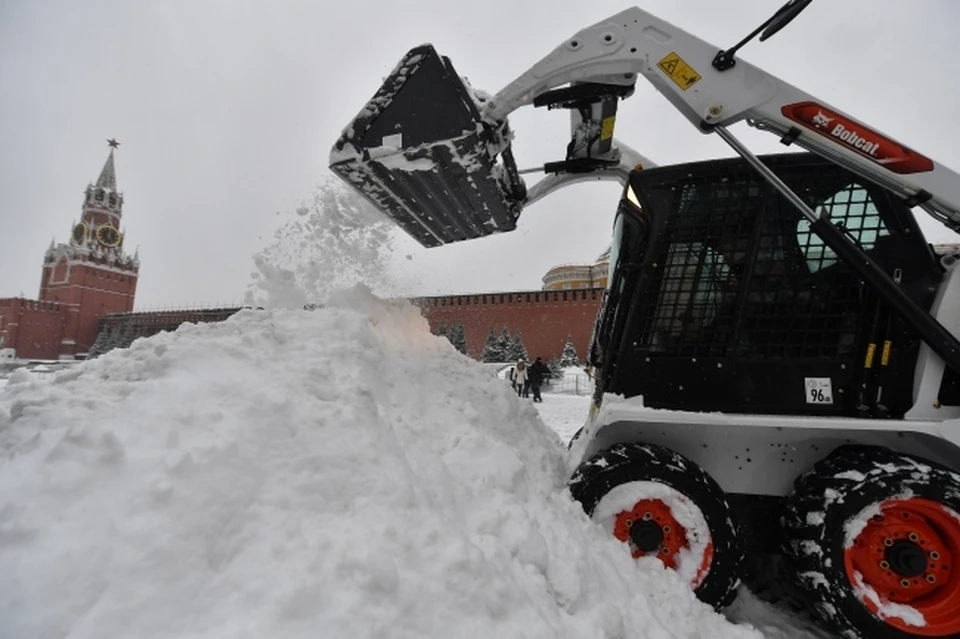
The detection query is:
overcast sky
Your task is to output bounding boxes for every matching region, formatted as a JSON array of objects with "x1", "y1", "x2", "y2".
[{"x1": 2, "y1": 0, "x2": 959, "y2": 308}]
